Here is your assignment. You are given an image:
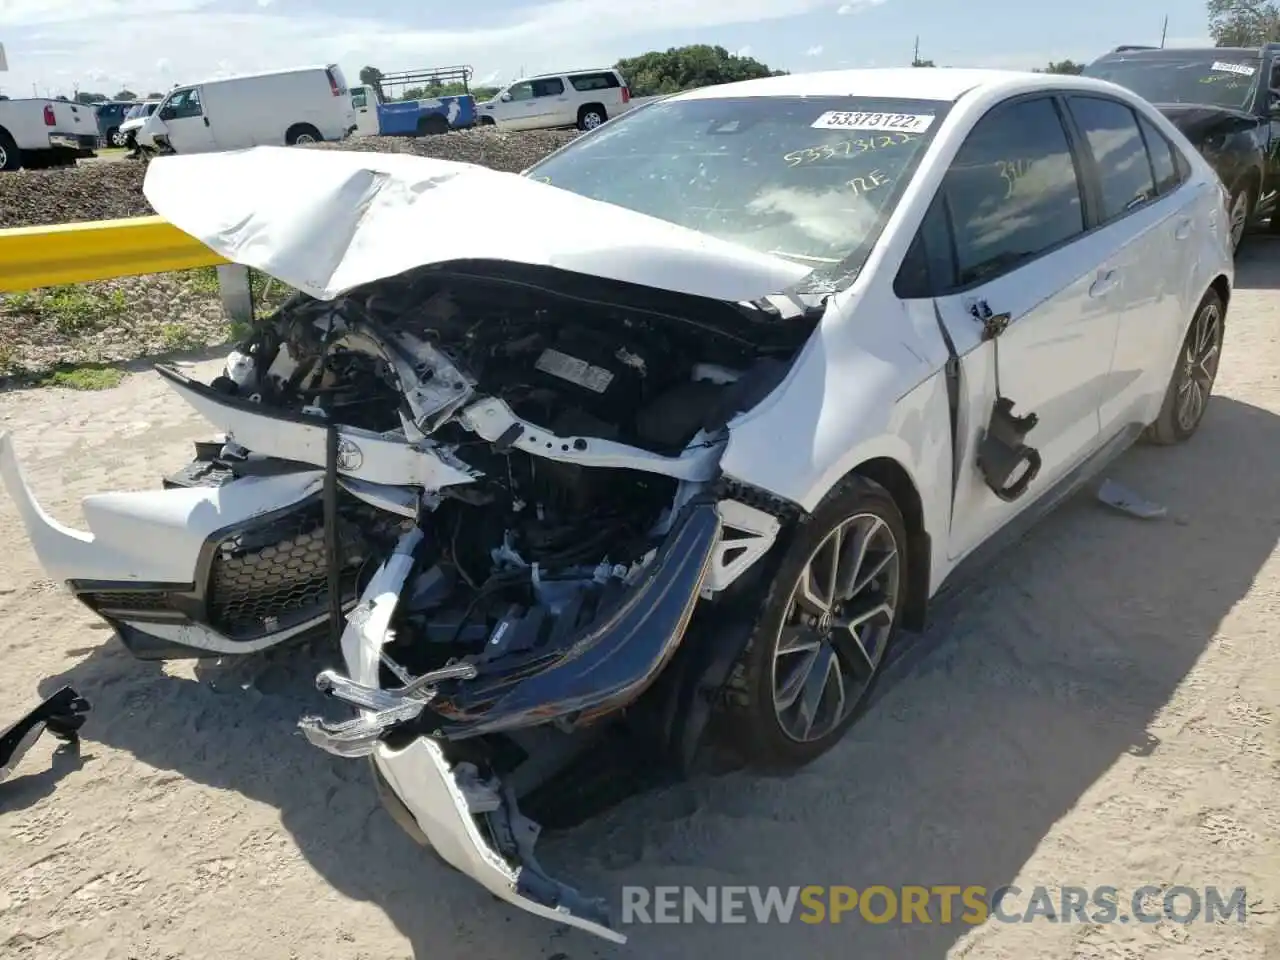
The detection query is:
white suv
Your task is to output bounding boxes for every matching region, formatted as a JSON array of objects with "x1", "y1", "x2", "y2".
[{"x1": 477, "y1": 67, "x2": 631, "y2": 131}]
